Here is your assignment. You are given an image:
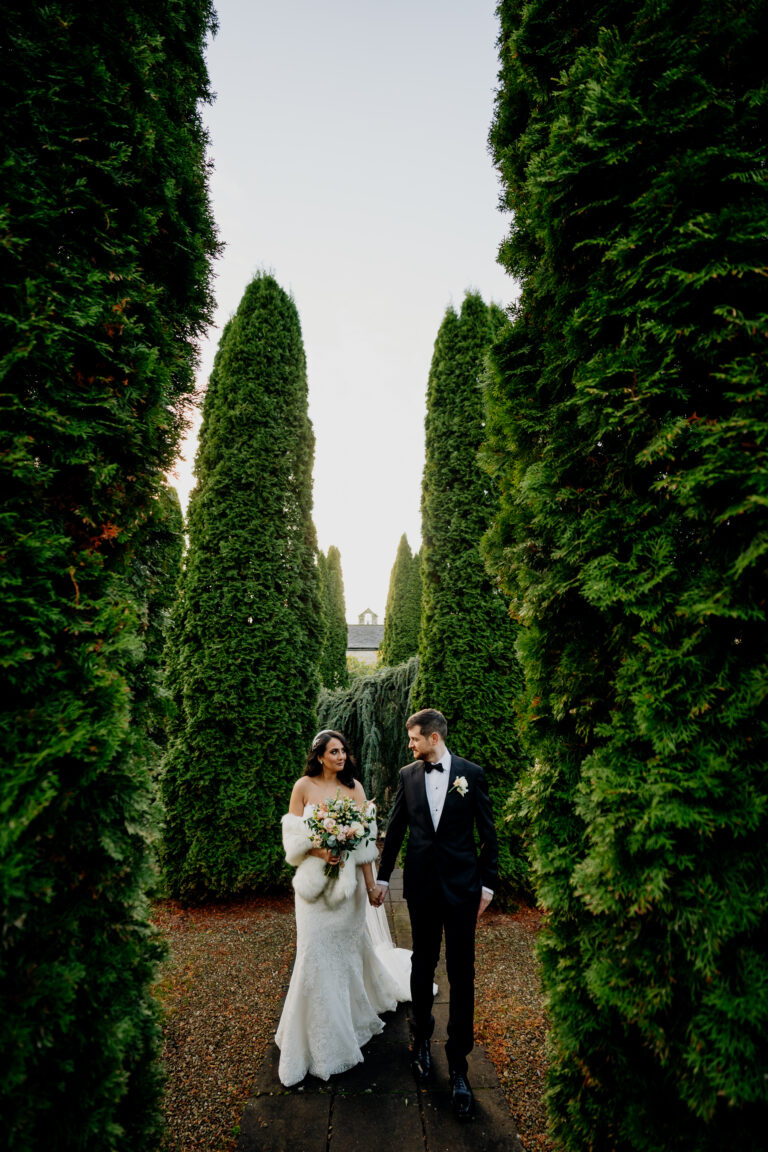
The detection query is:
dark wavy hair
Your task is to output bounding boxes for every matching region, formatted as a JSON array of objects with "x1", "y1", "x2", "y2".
[{"x1": 304, "y1": 729, "x2": 357, "y2": 790}]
